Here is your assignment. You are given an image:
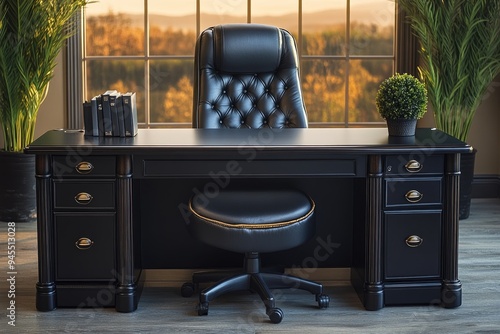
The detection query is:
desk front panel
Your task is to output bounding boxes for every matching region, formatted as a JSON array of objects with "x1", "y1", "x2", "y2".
[{"x1": 136, "y1": 152, "x2": 366, "y2": 179}]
